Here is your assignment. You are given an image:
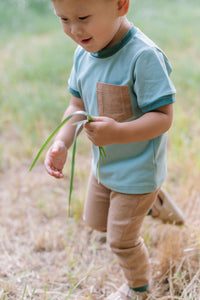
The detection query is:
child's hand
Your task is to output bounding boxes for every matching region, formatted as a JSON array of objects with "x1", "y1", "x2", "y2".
[
  {"x1": 45, "y1": 140, "x2": 68, "y2": 178},
  {"x1": 84, "y1": 116, "x2": 118, "y2": 146}
]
